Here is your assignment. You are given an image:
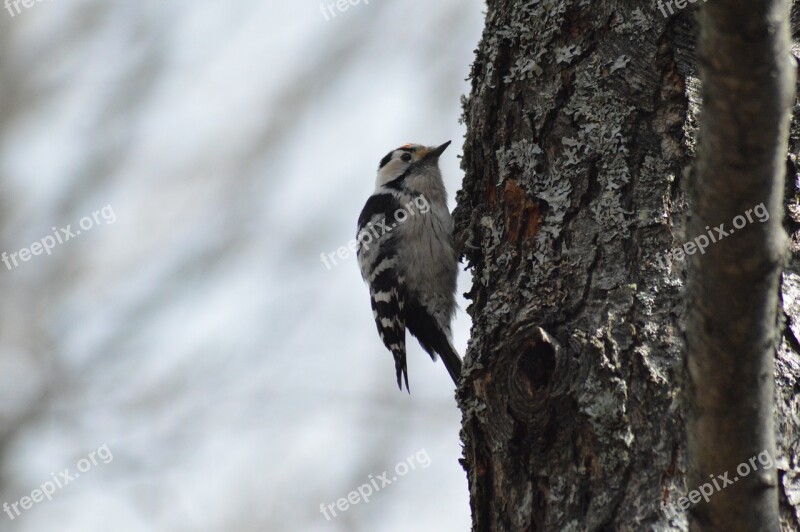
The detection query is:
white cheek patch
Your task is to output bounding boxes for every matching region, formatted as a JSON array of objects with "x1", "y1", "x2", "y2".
[{"x1": 375, "y1": 159, "x2": 410, "y2": 188}]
